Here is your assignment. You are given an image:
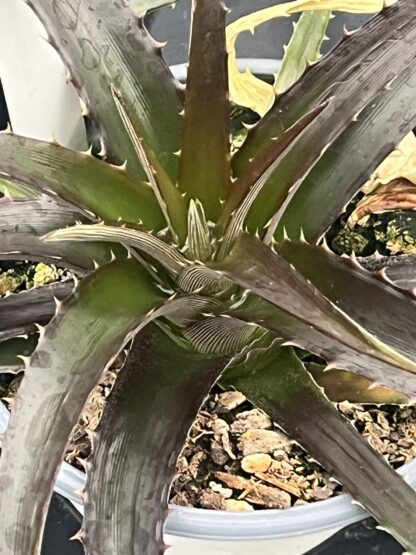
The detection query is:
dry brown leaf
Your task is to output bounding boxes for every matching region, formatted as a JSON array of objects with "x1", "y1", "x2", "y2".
[
  {"x1": 348, "y1": 178, "x2": 416, "y2": 226},
  {"x1": 215, "y1": 471, "x2": 291, "y2": 508}
]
